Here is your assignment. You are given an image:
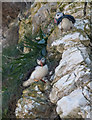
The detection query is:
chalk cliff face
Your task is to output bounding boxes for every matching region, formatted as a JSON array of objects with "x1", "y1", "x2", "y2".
[
  {"x1": 49, "y1": 28, "x2": 91, "y2": 118},
  {"x1": 15, "y1": 2, "x2": 91, "y2": 119},
  {"x1": 49, "y1": 2, "x2": 91, "y2": 118}
]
